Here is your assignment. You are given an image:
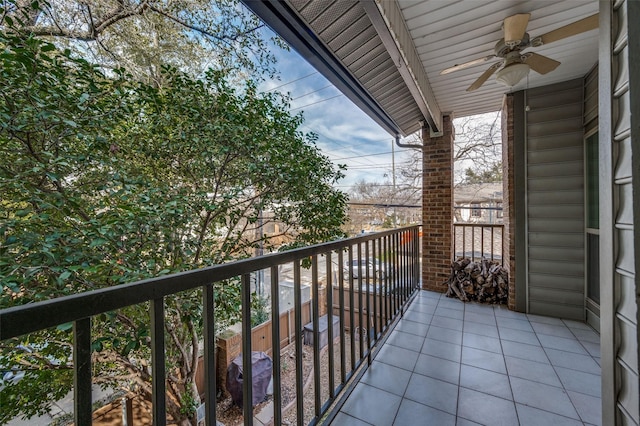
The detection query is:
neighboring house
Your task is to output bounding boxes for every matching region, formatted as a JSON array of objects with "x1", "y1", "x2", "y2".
[
  {"x1": 243, "y1": 1, "x2": 639, "y2": 424},
  {"x1": 454, "y1": 183, "x2": 503, "y2": 224}
]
